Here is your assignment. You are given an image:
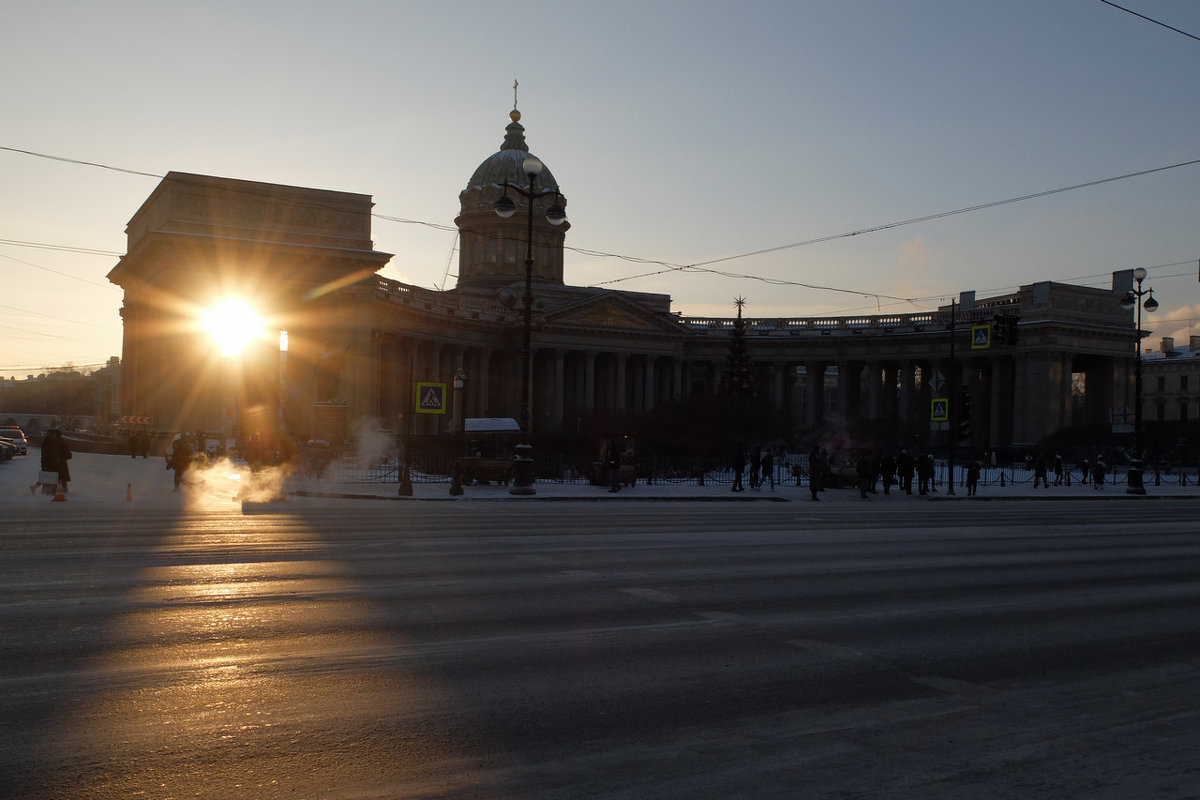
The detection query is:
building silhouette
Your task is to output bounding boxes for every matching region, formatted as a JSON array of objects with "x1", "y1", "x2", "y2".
[{"x1": 107, "y1": 106, "x2": 1141, "y2": 455}]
